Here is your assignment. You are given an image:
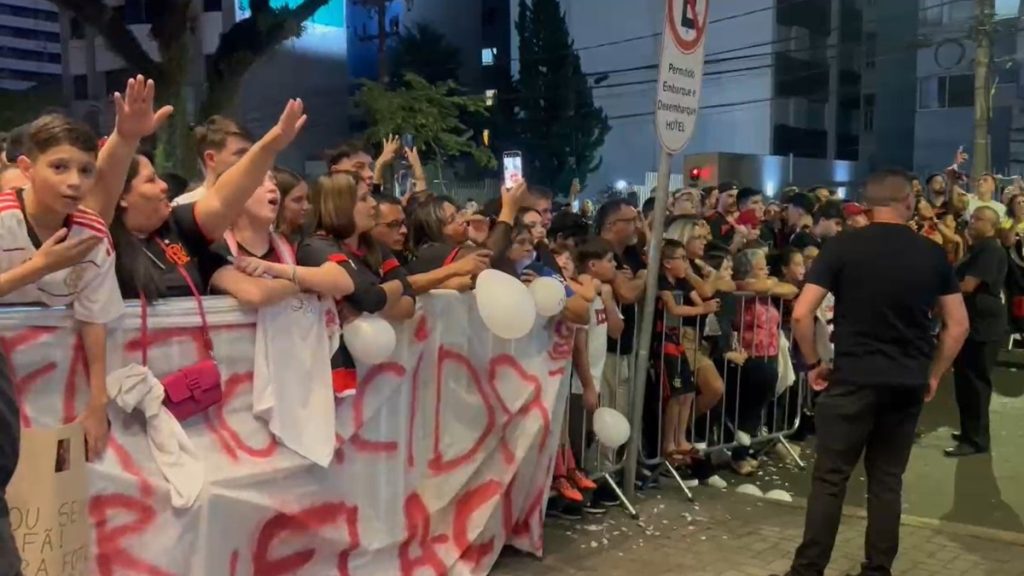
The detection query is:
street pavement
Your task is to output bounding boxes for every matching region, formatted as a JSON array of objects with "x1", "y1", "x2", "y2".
[
  {"x1": 491, "y1": 365, "x2": 1024, "y2": 575},
  {"x1": 491, "y1": 488, "x2": 1024, "y2": 576},
  {"x1": 765, "y1": 364, "x2": 1024, "y2": 536}
]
